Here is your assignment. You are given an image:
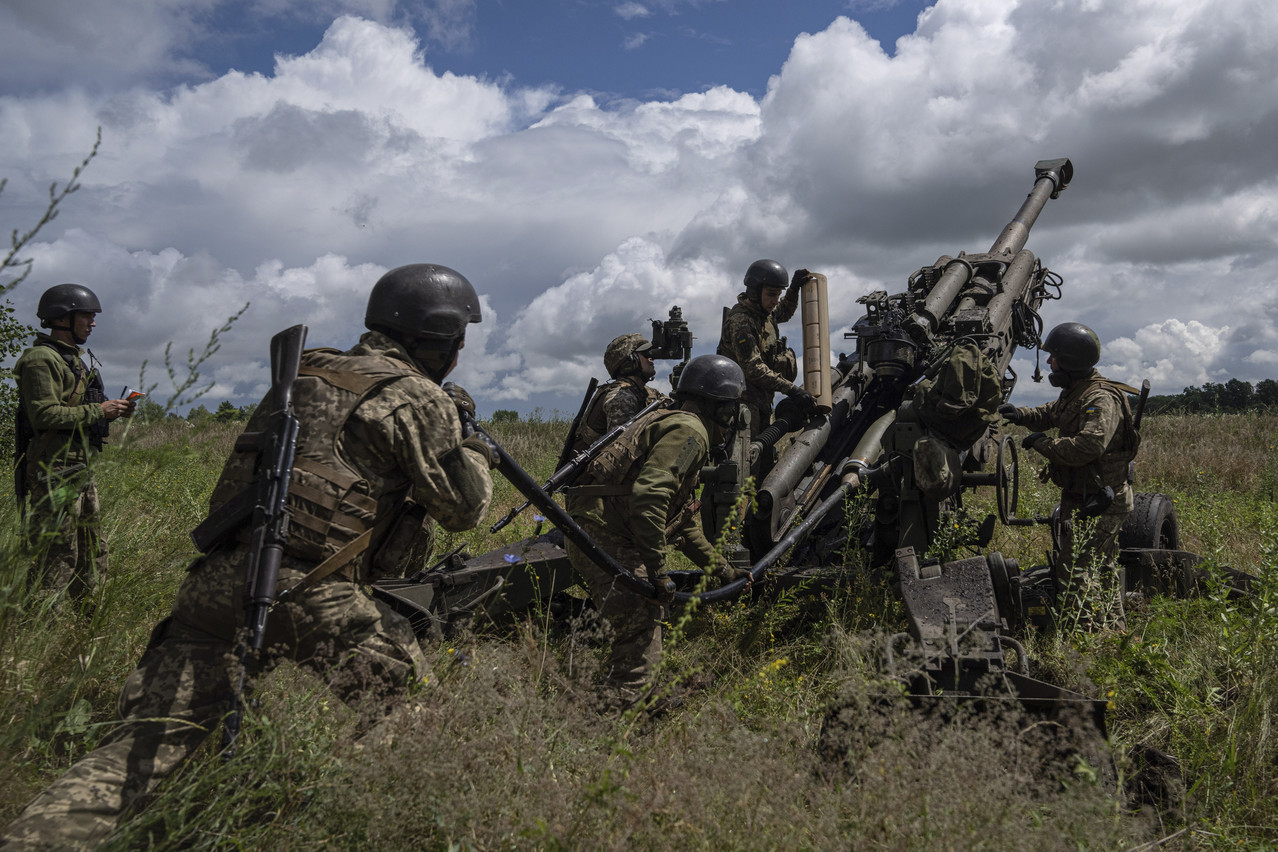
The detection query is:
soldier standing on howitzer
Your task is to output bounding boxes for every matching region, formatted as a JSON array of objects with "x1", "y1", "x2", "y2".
[
  {"x1": 717, "y1": 259, "x2": 816, "y2": 440},
  {"x1": 563, "y1": 354, "x2": 751, "y2": 712},
  {"x1": 1000, "y1": 322, "x2": 1141, "y2": 631},
  {"x1": 14, "y1": 284, "x2": 136, "y2": 604},
  {"x1": 1, "y1": 264, "x2": 498, "y2": 851},
  {"x1": 570, "y1": 333, "x2": 665, "y2": 452}
]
